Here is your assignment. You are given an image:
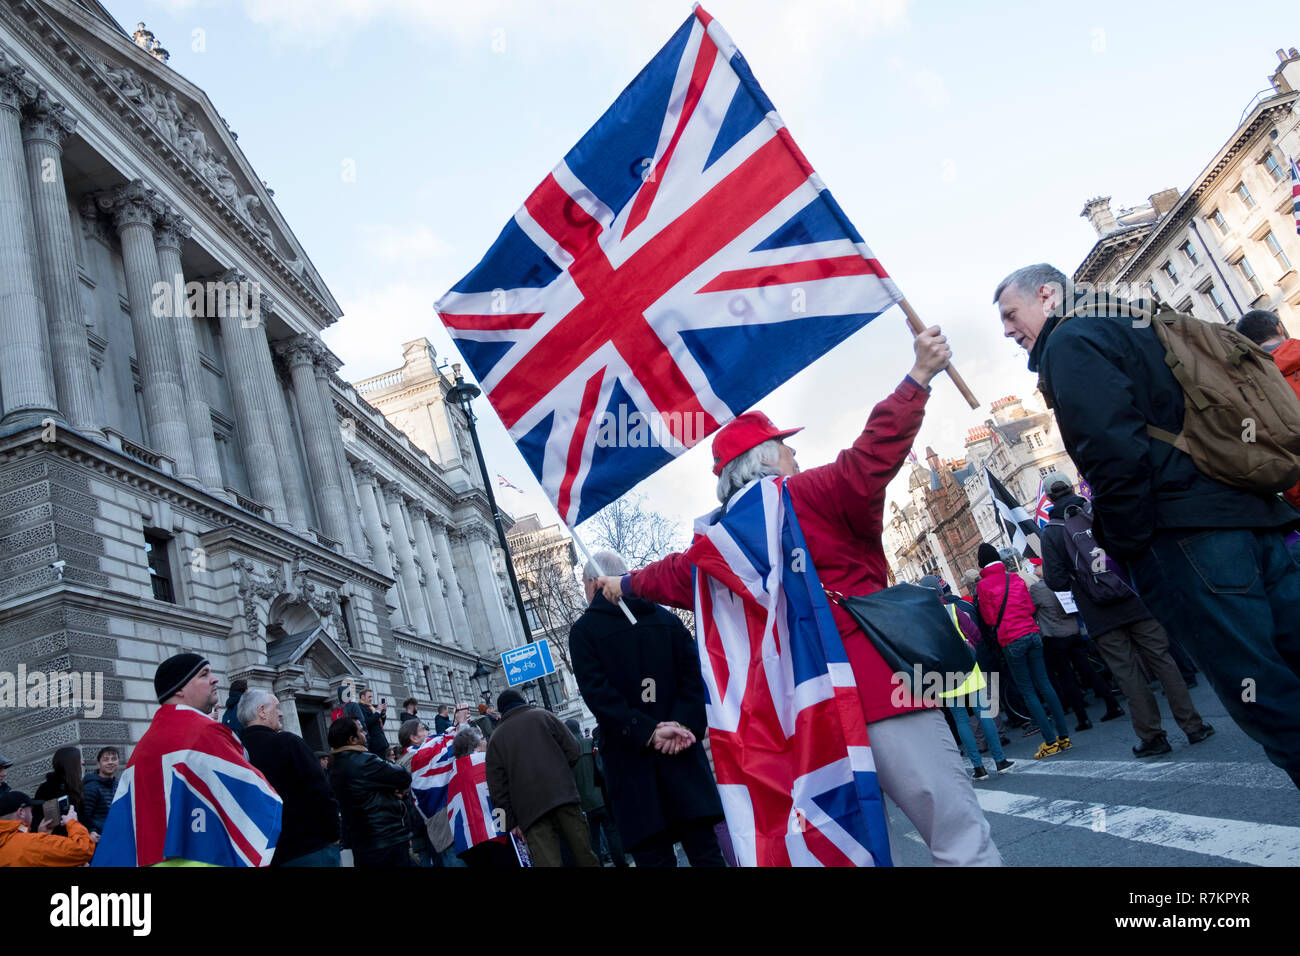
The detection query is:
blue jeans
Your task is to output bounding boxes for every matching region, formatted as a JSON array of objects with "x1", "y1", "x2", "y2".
[
  {"x1": 280, "y1": 843, "x2": 341, "y2": 867},
  {"x1": 1130, "y1": 528, "x2": 1300, "y2": 788},
  {"x1": 1002, "y1": 632, "x2": 1070, "y2": 745},
  {"x1": 951, "y1": 699, "x2": 1004, "y2": 768}
]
